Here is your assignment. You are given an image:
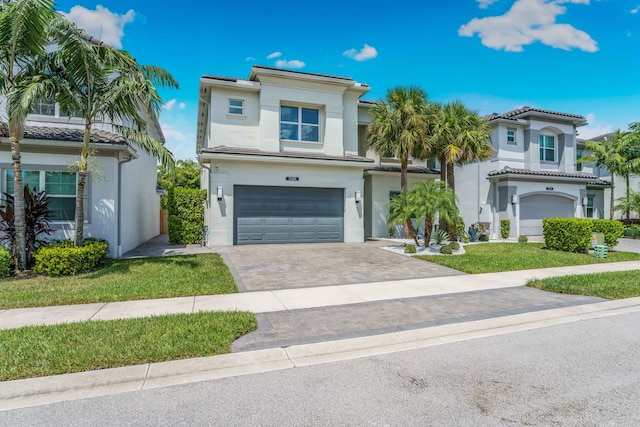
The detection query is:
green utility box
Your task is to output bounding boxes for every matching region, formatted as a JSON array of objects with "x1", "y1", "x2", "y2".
[{"x1": 594, "y1": 244, "x2": 608, "y2": 259}]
